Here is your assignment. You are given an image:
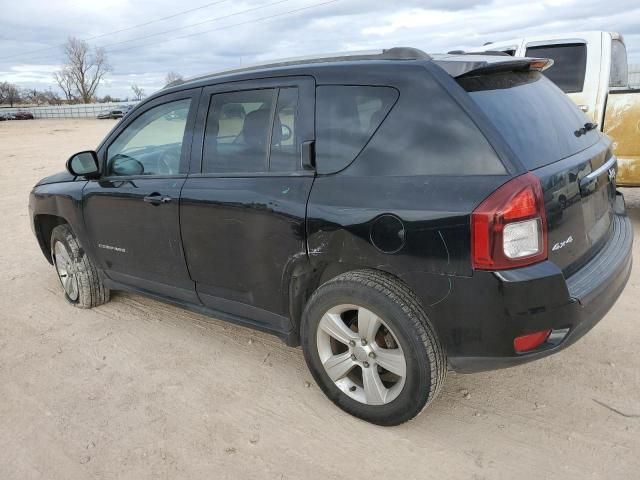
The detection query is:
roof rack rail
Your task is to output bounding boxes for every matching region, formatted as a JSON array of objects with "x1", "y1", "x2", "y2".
[{"x1": 170, "y1": 47, "x2": 431, "y2": 88}]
